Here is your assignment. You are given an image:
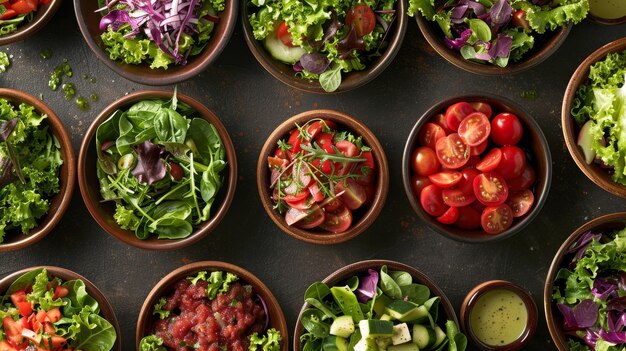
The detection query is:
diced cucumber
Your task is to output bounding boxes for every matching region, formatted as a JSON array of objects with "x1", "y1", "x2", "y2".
[
  {"x1": 323, "y1": 335, "x2": 349, "y2": 351},
  {"x1": 391, "y1": 323, "x2": 412, "y2": 345},
  {"x1": 387, "y1": 343, "x2": 420, "y2": 351},
  {"x1": 359, "y1": 319, "x2": 394, "y2": 338},
  {"x1": 264, "y1": 31, "x2": 306, "y2": 64},
  {"x1": 373, "y1": 294, "x2": 393, "y2": 316},
  {"x1": 354, "y1": 337, "x2": 380, "y2": 351},
  {"x1": 412, "y1": 324, "x2": 436, "y2": 349},
  {"x1": 330, "y1": 315, "x2": 355, "y2": 338},
  {"x1": 376, "y1": 336, "x2": 392, "y2": 351},
  {"x1": 385, "y1": 300, "x2": 429, "y2": 322},
  {"x1": 380, "y1": 314, "x2": 392, "y2": 321}
]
